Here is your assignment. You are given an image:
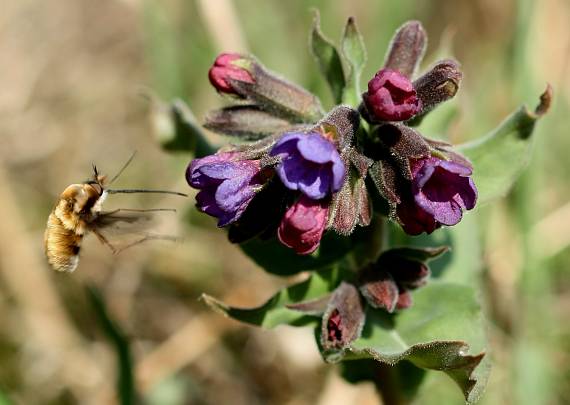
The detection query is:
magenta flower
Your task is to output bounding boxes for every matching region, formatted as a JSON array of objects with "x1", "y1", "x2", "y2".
[
  {"x1": 363, "y1": 68, "x2": 422, "y2": 122},
  {"x1": 186, "y1": 152, "x2": 264, "y2": 227},
  {"x1": 269, "y1": 132, "x2": 345, "y2": 200},
  {"x1": 397, "y1": 157, "x2": 477, "y2": 235},
  {"x1": 208, "y1": 53, "x2": 254, "y2": 96},
  {"x1": 277, "y1": 196, "x2": 329, "y2": 255}
]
